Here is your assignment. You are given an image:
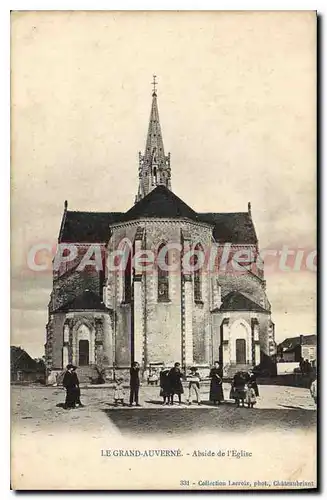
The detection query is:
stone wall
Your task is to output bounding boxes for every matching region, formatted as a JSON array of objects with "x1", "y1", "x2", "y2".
[
  {"x1": 144, "y1": 222, "x2": 183, "y2": 366},
  {"x1": 52, "y1": 268, "x2": 101, "y2": 312},
  {"x1": 51, "y1": 312, "x2": 66, "y2": 369},
  {"x1": 218, "y1": 266, "x2": 269, "y2": 310}
]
